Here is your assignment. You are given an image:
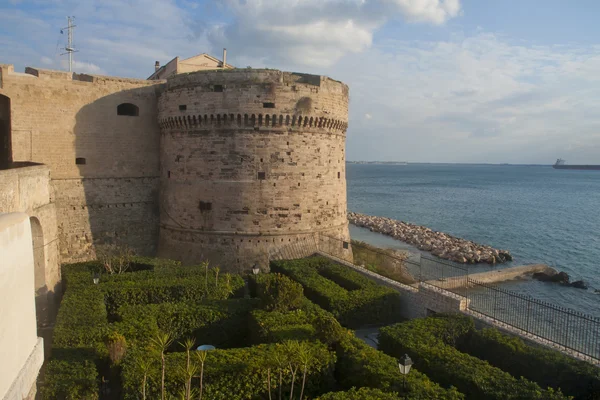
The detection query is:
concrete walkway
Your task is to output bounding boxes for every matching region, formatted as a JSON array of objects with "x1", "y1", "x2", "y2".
[
  {"x1": 354, "y1": 327, "x2": 381, "y2": 349},
  {"x1": 427, "y1": 264, "x2": 556, "y2": 290}
]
